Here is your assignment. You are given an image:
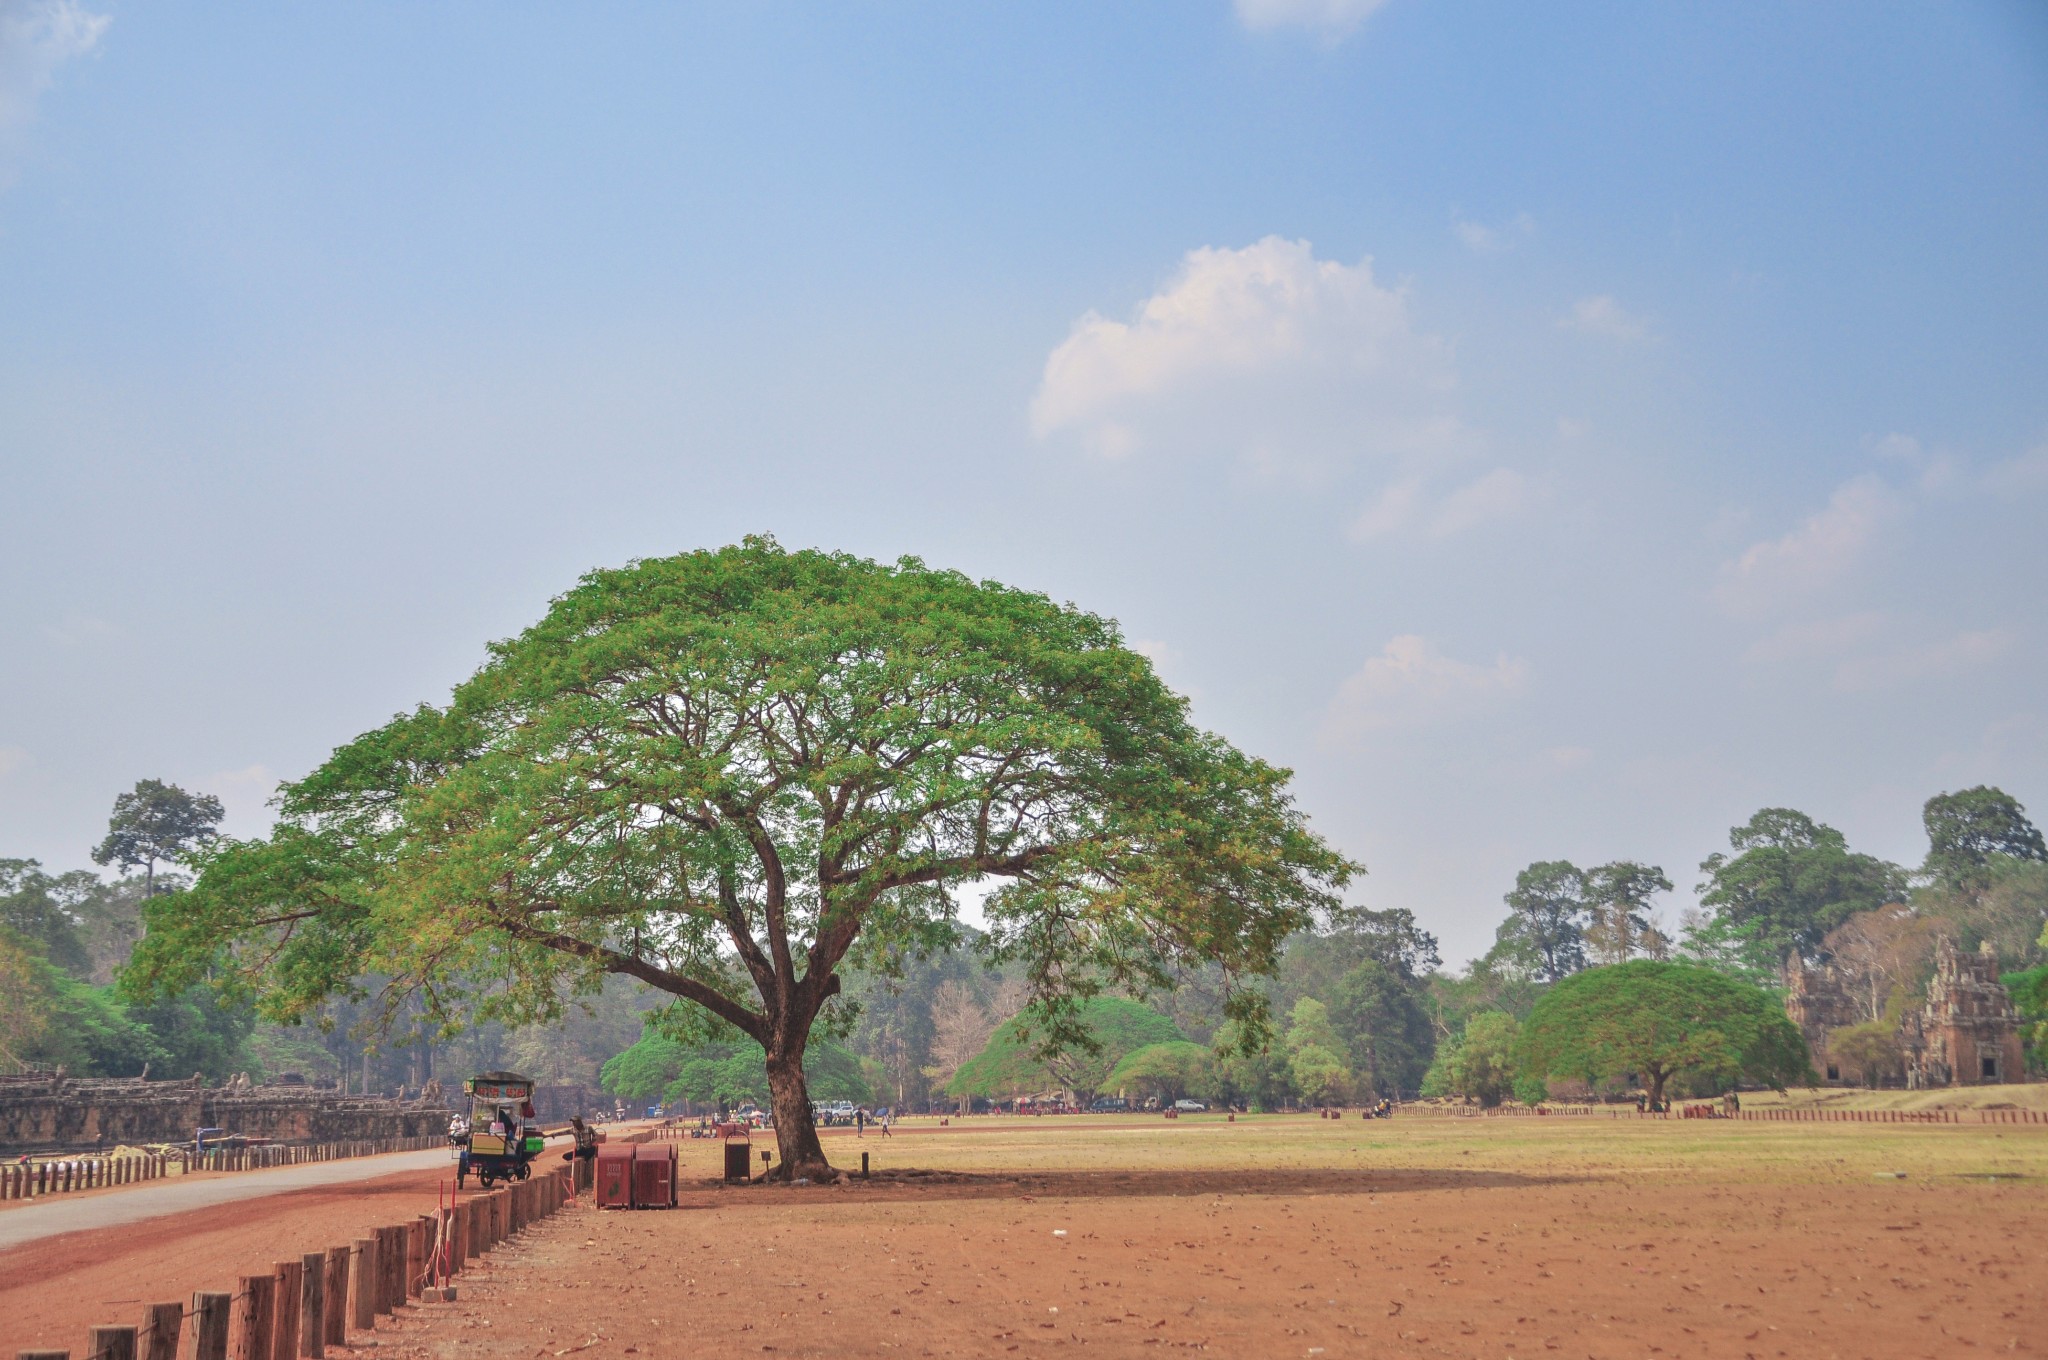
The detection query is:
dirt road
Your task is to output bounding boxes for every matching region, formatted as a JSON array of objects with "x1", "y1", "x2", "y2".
[{"x1": 0, "y1": 1147, "x2": 456, "y2": 1251}]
